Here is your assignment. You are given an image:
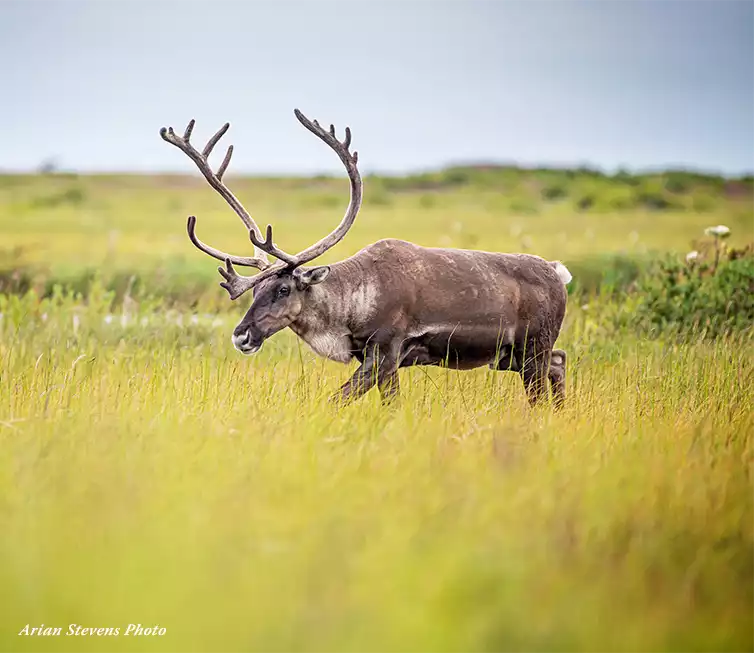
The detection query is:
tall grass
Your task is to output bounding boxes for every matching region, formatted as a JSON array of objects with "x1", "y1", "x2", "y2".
[
  {"x1": 0, "y1": 171, "x2": 752, "y2": 651},
  {"x1": 0, "y1": 294, "x2": 751, "y2": 652}
]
